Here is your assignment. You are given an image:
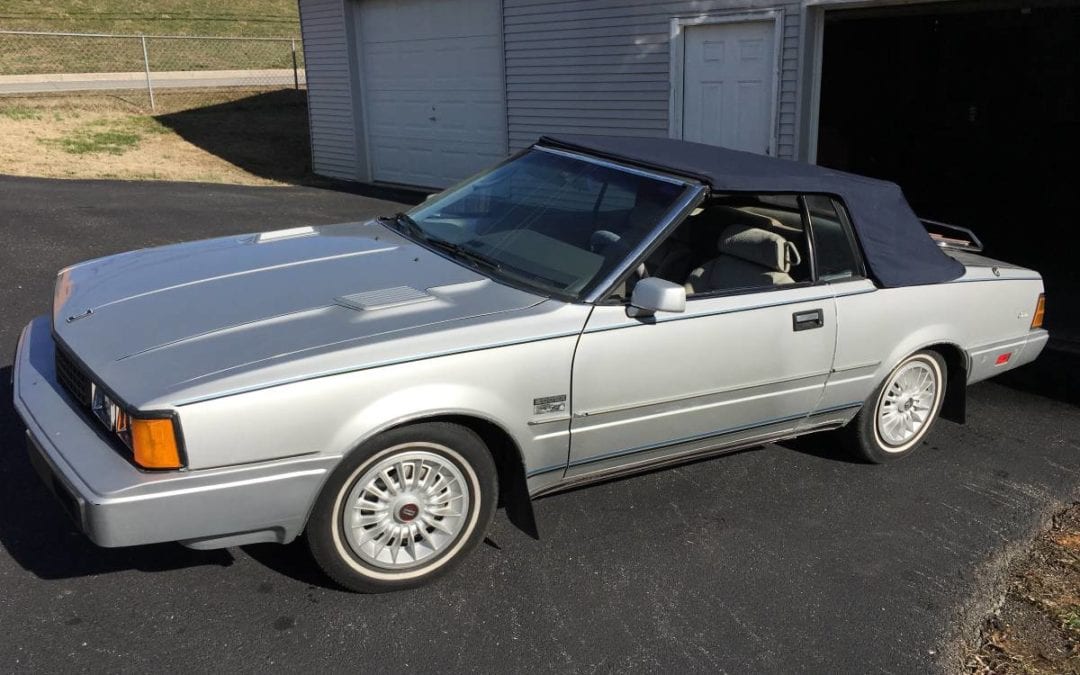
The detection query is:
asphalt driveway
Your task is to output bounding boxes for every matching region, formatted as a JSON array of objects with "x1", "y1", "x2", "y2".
[{"x1": 1, "y1": 175, "x2": 1078, "y2": 673}]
